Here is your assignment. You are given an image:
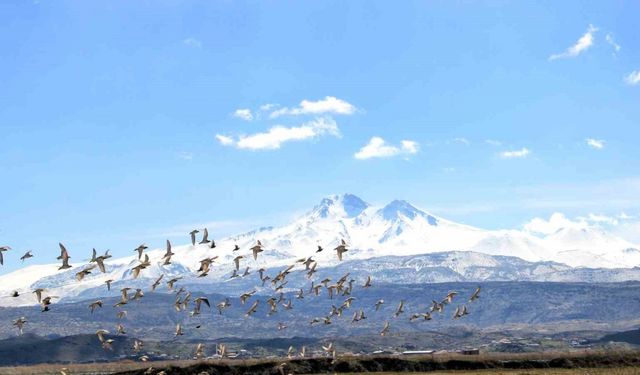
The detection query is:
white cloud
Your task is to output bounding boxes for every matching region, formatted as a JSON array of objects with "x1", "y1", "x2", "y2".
[
  {"x1": 605, "y1": 33, "x2": 621, "y2": 54},
  {"x1": 183, "y1": 38, "x2": 202, "y2": 48},
  {"x1": 259, "y1": 103, "x2": 278, "y2": 111},
  {"x1": 217, "y1": 117, "x2": 339, "y2": 150},
  {"x1": 215, "y1": 134, "x2": 234, "y2": 146},
  {"x1": 177, "y1": 151, "x2": 193, "y2": 160},
  {"x1": 612, "y1": 220, "x2": 640, "y2": 244},
  {"x1": 485, "y1": 139, "x2": 502, "y2": 146},
  {"x1": 233, "y1": 108, "x2": 254, "y2": 121},
  {"x1": 624, "y1": 71, "x2": 640, "y2": 86},
  {"x1": 585, "y1": 138, "x2": 605, "y2": 149},
  {"x1": 584, "y1": 213, "x2": 618, "y2": 226},
  {"x1": 499, "y1": 147, "x2": 530, "y2": 159},
  {"x1": 354, "y1": 137, "x2": 419, "y2": 160},
  {"x1": 452, "y1": 137, "x2": 470, "y2": 145},
  {"x1": 270, "y1": 96, "x2": 357, "y2": 118},
  {"x1": 523, "y1": 213, "x2": 588, "y2": 235},
  {"x1": 619, "y1": 212, "x2": 634, "y2": 220},
  {"x1": 549, "y1": 24, "x2": 598, "y2": 61}
]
